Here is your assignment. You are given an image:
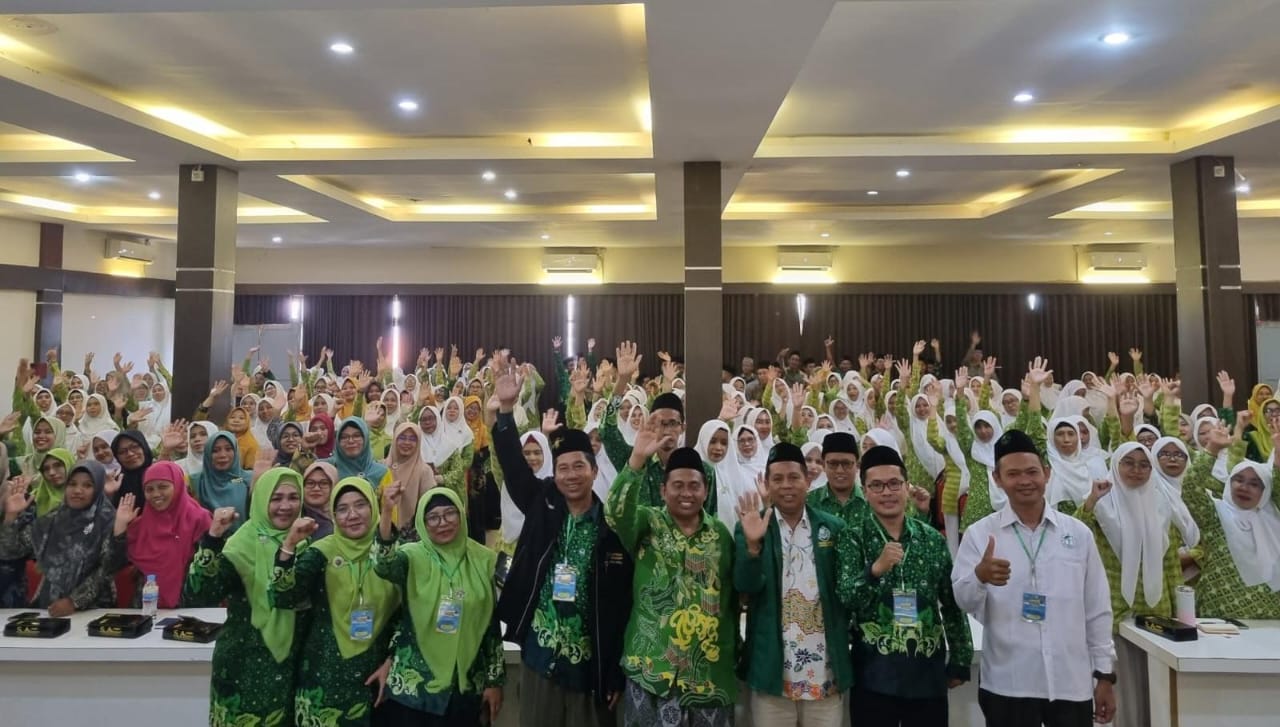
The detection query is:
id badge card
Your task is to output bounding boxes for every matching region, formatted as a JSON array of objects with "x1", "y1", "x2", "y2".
[
  {"x1": 552, "y1": 563, "x2": 578, "y2": 603},
  {"x1": 350, "y1": 608, "x2": 375, "y2": 641},
  {"x1": 892, "y1": 589, "x2": 918, "y2": 626},
  {"x1": 435, "y1": 599, "x2": 462, "y2": 634},
  {"x1": 1022, "y1": 592, "x2": 1048, "y2": 623}
]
